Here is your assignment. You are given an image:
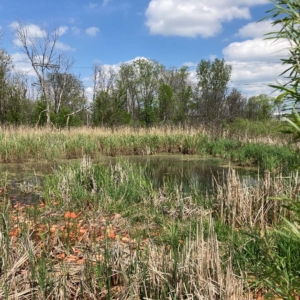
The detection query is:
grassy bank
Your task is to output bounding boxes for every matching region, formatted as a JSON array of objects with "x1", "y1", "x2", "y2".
[
  {"x1": 1, "y1": 157, "x2": 300, "y2": 299},
  {"x1": 0, "y1": 125, "x2": 297, "y2": 172}
]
